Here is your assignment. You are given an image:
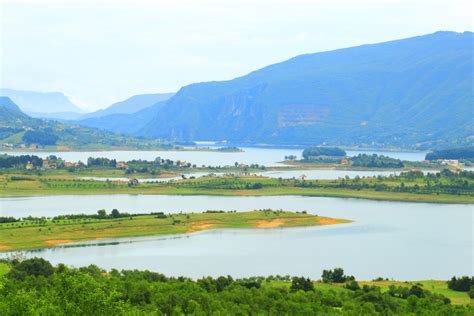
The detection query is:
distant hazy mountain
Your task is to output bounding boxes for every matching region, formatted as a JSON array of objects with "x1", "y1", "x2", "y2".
[
  {"x1": 0, "y1": 88, "x2": 84, "y2": 119},
  {"x1": 80, "y1": 93, "x2": 174, "y2": 119},
  {"x1": 137, "y1": 31, "x2": 473, "y2": 149},
  {"x1": 73, "y1": 101, "x2": 167, "y2": 135},
  {"x1": 27, "y1": 111, "x2": 85, "y2": 121}
]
